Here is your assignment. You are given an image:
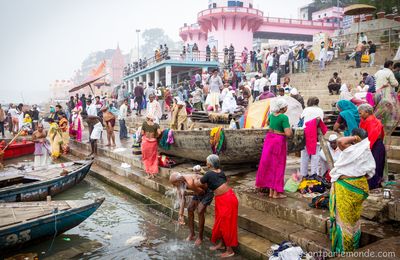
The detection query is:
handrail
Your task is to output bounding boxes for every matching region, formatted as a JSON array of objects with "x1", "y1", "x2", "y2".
[
  {"x1": 124, "y1": 49, "x2": 247, "y2": 77},
  {"x1": 263, "y1": 16, "x2": 339, "y2": 28},
  {"x1": 198, "y1": 7, "x2": 264, "y2": 18}
]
